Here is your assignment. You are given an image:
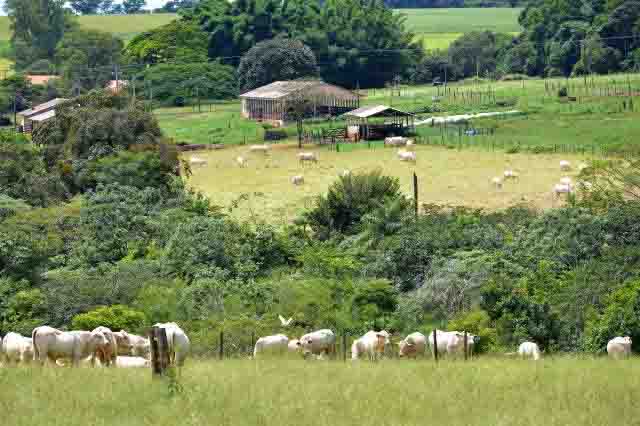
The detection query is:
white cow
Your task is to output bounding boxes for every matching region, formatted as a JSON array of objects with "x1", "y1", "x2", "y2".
[
  {"x1": 518, "y1": 341, "x2": 541, "y2": 361},
  {"x1": 384, "y1": 136, "x2": 408, "y2": 147},
  {"x1": 503, "y1": 170, "x2": 519, "y2": 181},
  {"x1": 253, "y1": 334, "x2": 289, "y2": 358},
  {"x1": 288, "y1": 339, "x2": 301, "y2": 353},
  {"x1": 189, "y1": 157, "x2": 207, "y2": 167},
  {"x1": 607, "y1": 336, "x2": 632, "y2": 359},
  {"x1": 298, "y1": 152, "x2": 318, "y2": 165},
  {"x1": 2, "y1": 332, "x2": 34, "y2": 365},
  {"x1": 397, "y1": 150, "x2": 417, "y2": 163},
  {"x1": 291, "y1": 175, "x2": 304, "y2": 185},
  {"x1": 32, "y1": 326, "x2": 109, "y2": 367},
  {"x1": 559, "y1": 176, "x2": 572, "y2": 186},
  {"x1": 553, "y1": 183, "x2": 573, "y2": 199},
  {"x1": 491, "y1": 177, "x2": 503, "y2": 189},
  {"x1": 398, "y1": 332, "x2": 427, "y2": 359},
  {"x1": 116, "y1": 356, "x2": 151, "y2": 368},
  {"x1": 153, "y1": 323, "x2": 190, "y2": 367},
  {"x1": 560, "y1": 160, "x2": 571, "y2": 171},
  {"x1": 92, "y1": 326, "x2": 118, "y2": 367},
  {"x1": 298, "y1": 329, "x2": 336, "y2": 360},
  {"x1": 428, "y1": 330, "x2": 476, "y2": 358},
  {"x1": 236, "y1": 156, "x2": 248, "y2": 168},
  {"x1": 113, "y1": 331, "x2": 150, "y2": 358},
  {"x1": 250, "y1": 144, "x2": 271, "y2": 154},
  {"x1": 351, "y1": 330, "x2": 391, "y2": 361}
]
